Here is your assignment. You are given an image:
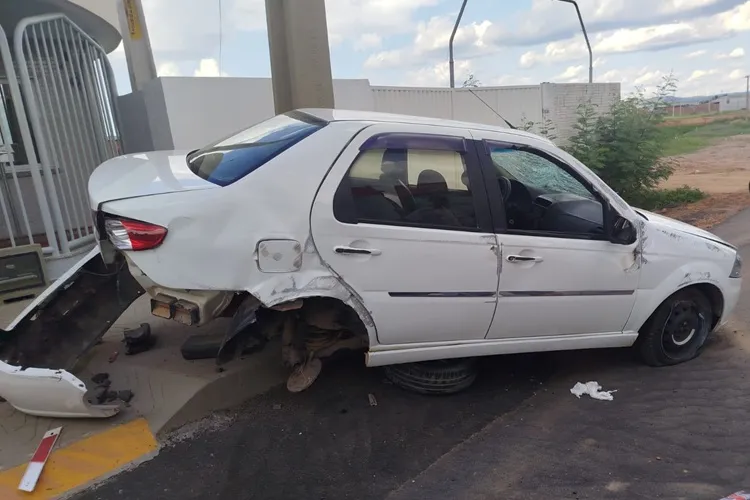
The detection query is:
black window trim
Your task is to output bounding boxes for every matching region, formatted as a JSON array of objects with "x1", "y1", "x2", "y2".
[
  {"x1": 333, "y1": 132, "x2": 494, "y2": 234},
  {"x1": 478, "y1": 139, "x2": 612, "y2": 242}
]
